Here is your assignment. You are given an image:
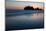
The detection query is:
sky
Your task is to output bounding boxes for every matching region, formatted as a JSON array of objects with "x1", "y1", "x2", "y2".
[
  {"x1": 5, "y1": 0, "x2": 44, "y2": 10},
  {"x1": 5, "y1": 0, "x2": 44, "y2": 2}
]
